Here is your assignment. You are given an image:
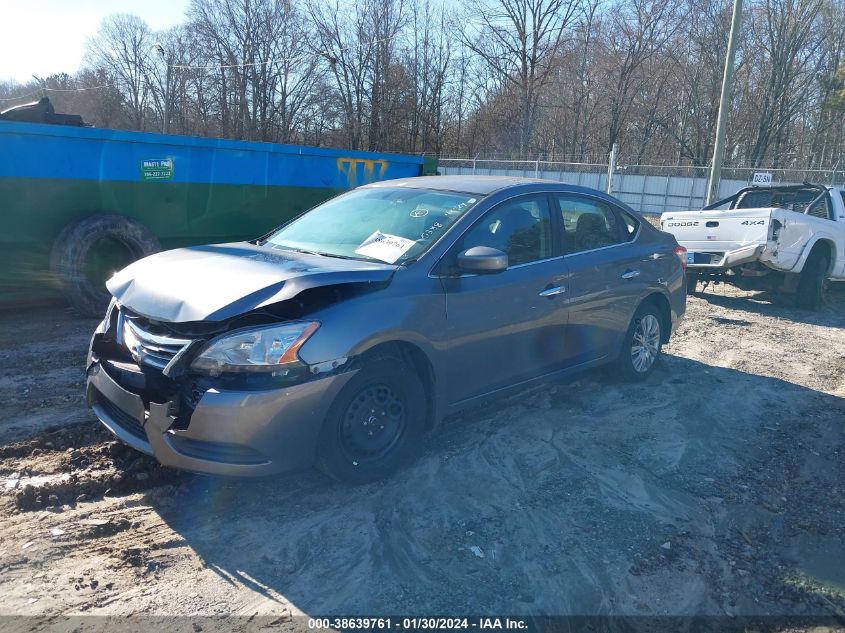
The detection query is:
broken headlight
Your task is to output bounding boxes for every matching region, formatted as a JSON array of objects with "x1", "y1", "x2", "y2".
[{"x1": 191, "y1": 321, "x2": 319, "y2": 375}]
